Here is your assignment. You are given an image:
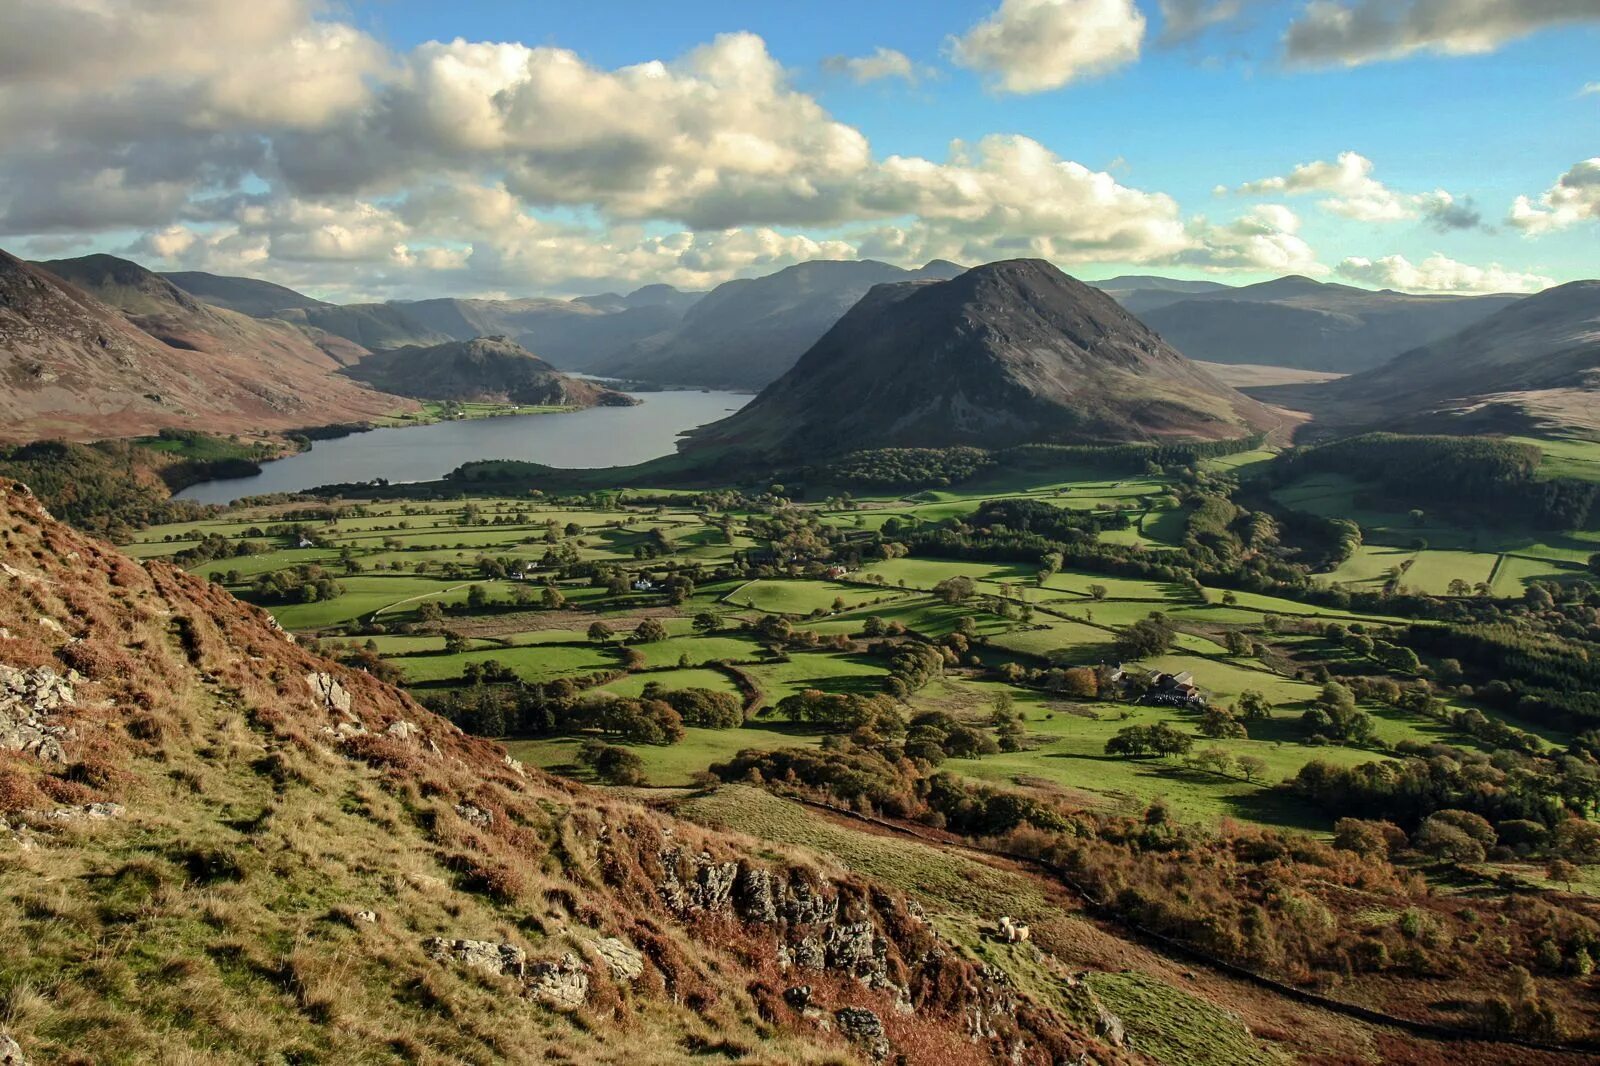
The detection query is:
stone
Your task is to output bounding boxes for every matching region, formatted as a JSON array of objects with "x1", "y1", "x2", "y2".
[
  {"x1": 1092, "y1": 999, "x2": 1126, "y2": 1048},
  {"x1": 791, "y1": 935, "x2": 825, "y2": 971},
  {"x1": 833, "y1": 1007, "x2": 890, "y2": 1062},
  {"x1": 0, "y1": 664, "x2": 74, "y2": 762},
  {"x1": 30, "y1": 802, "x2": 124, "y2": 823},
  {"x1": 354, "y1": 910, "x2": 378, "y2": 924},
  {"x1": 527, "y1": 952, "x2": 590, "y2": 1010},
  {"x1": 384, "y1": 720, "x2": 419, "y2": 742},
  {"x1": 454, "y1": 803, "x2": 493, "y2": 829},
  {"x1": 502, "y1": 754, "x2": 526, "y2": 777},
  {"x1": 304, "y1": 672, "x2": 353, "y2": 717},
  {"x1": 658, "y1": 849, "x2": 739, "y2": 914},
  {"x1": 422, "y1": 937, "x2": 526, "y2": 979},
  {"x1": 0, "y1": 1033, "x2": 25, "y2": 1066},
  {"x1": 824, "y1": 920, "x2": 886, "y2": 985},
  {"x1": 590, "y1": 936, "x2": 644, "y2": 981}
]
